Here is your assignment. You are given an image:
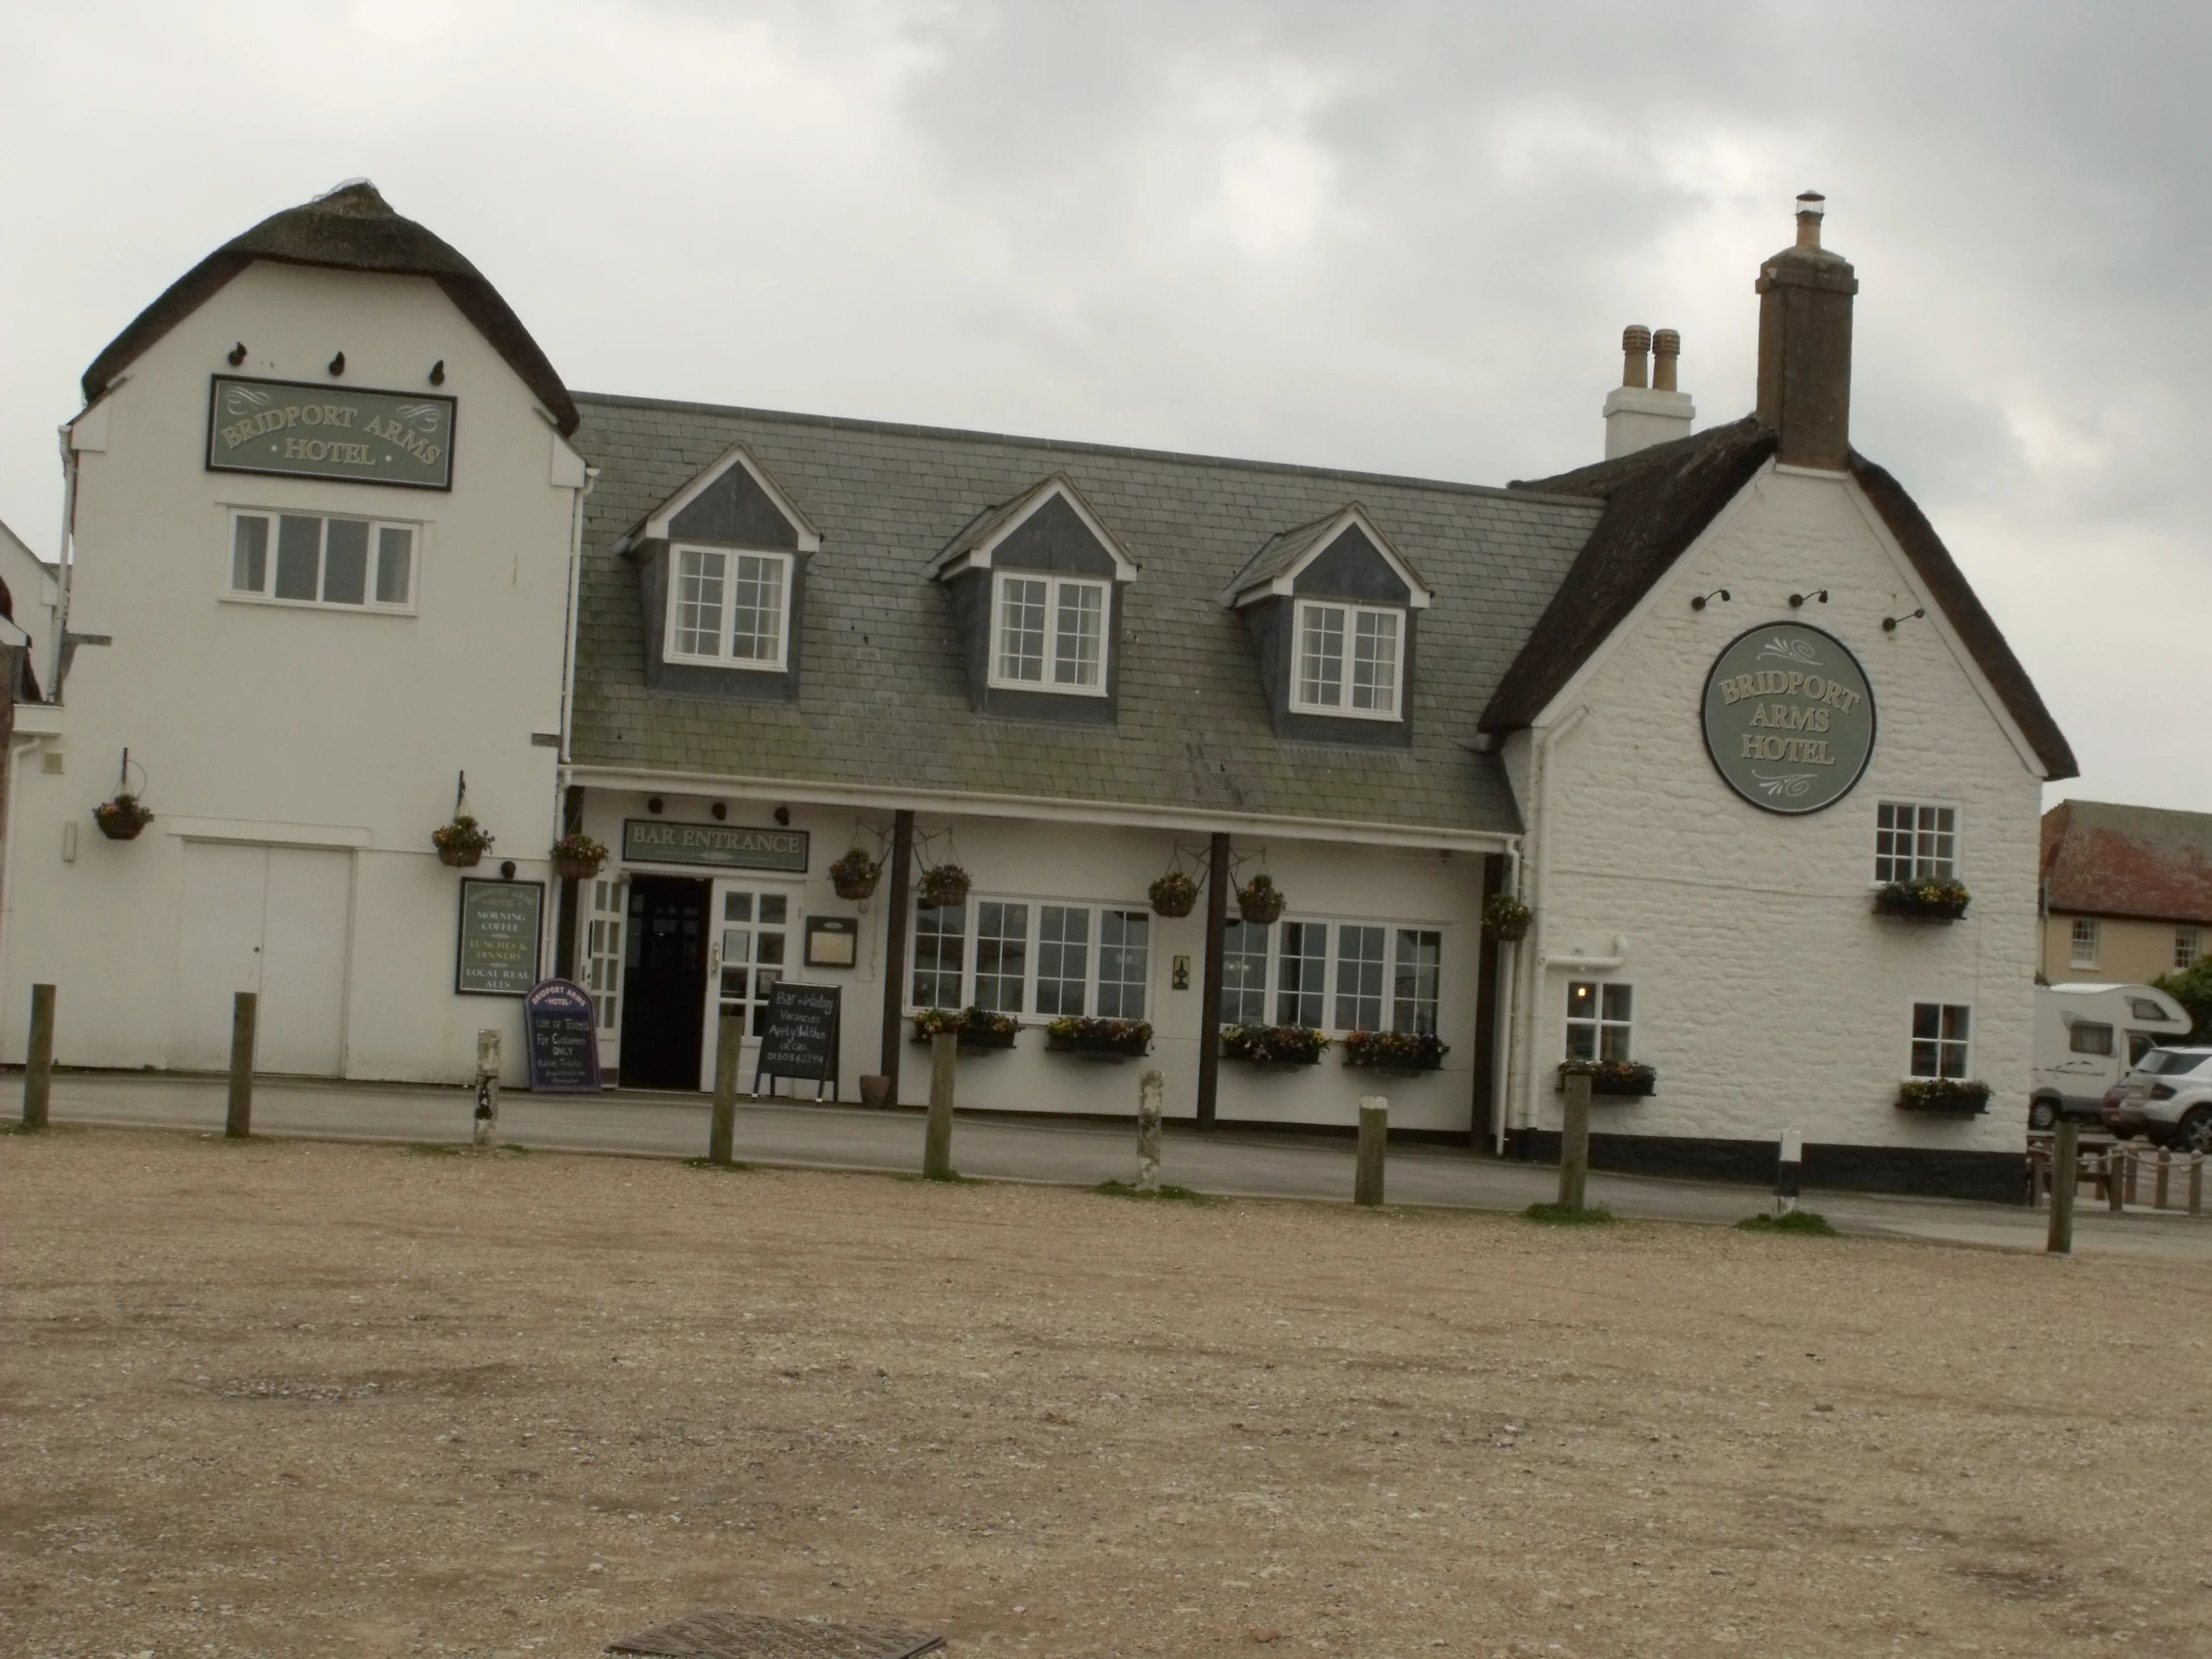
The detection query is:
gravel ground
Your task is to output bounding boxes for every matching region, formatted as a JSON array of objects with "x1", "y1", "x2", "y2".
[{"x1": 4, "y1": 1128, "x2": 2209, "y2": 1659}]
